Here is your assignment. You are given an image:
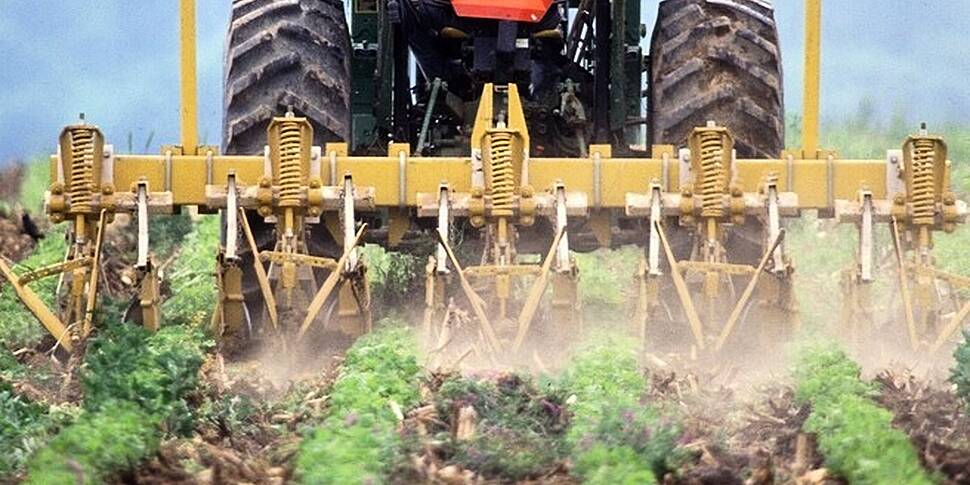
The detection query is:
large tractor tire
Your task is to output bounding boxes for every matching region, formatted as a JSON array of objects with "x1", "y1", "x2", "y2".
[
  {"x1": 649, "y1": 0, "x2": 784, "y2": 158},
  {"x1": 222, "y1": 0, "x2": 351, "y2": 341},
  {"x1": 224, "y1": 0, "x2": 351, "y2": 154}
]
